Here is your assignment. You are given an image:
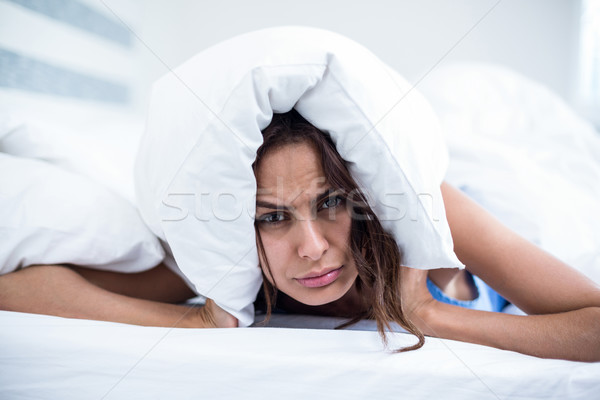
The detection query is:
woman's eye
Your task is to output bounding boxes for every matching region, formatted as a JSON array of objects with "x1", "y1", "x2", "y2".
[
  {"x1": 258, "y1": 212, "x2": 286, "y2": 225},
  {"x1": 321, "y1": 196, "x2": 343, "y2": 209}
]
